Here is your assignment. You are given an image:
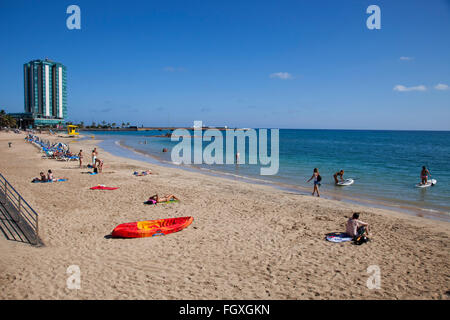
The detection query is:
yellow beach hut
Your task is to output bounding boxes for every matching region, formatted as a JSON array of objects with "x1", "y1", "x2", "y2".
[{"x1": 67, "y1": 125, "x2": 79, "y2": 136}]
